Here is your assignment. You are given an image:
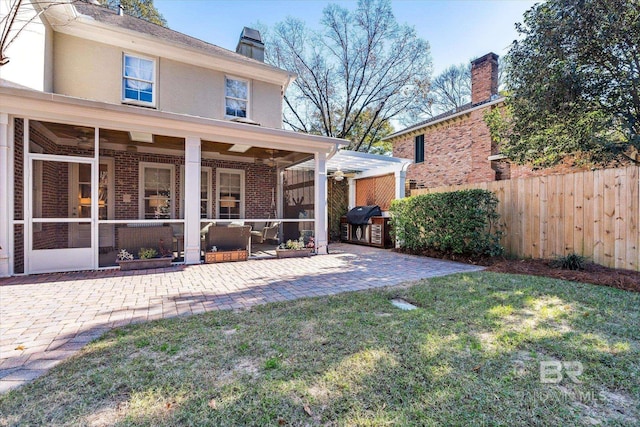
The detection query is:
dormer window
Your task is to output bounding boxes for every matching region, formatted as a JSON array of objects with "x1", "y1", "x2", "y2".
[
  {"x1": 123, "y1": 54, "x2": 156, "y2": 107},
  {"x1": 225, "y1": 76, "x2": 249, "y2": 118}
]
